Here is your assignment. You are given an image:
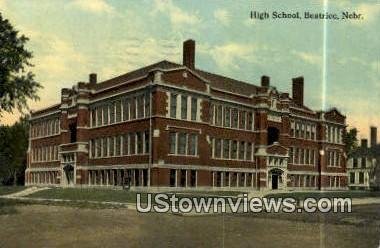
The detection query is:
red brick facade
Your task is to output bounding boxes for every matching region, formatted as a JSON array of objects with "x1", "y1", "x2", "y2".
[{"x1": 25, "y1": 40, "x2": 347, "y2": 190}]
